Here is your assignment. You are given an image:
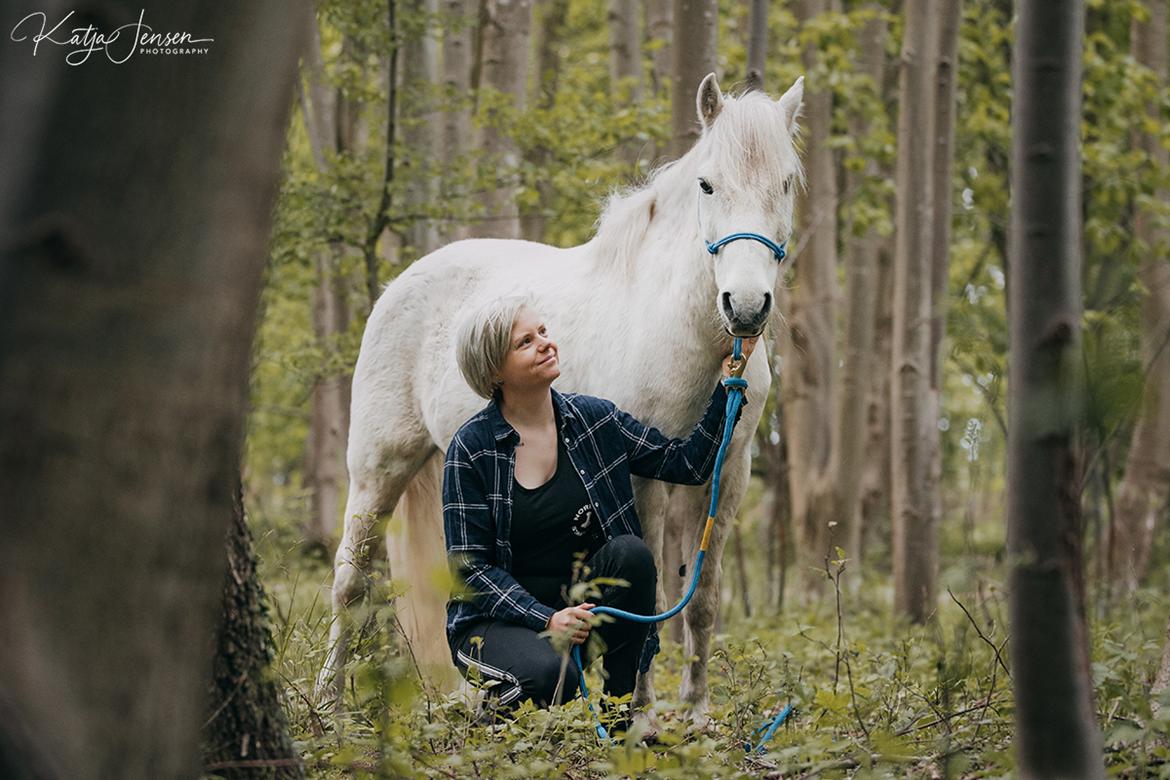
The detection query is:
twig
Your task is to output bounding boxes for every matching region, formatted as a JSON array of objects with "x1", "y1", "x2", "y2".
[{"x1": 947, "y1": 588, "x2": 1010, "y2": 679}]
